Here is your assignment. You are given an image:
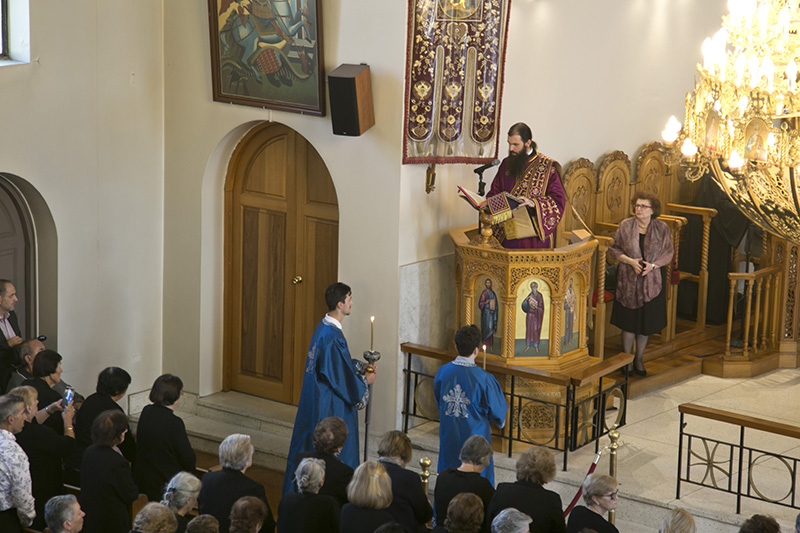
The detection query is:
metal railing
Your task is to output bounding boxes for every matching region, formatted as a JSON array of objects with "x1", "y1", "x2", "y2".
[
  {"x1": 401, "y1": 343, "x2": 632, "y2": 470},
  {"x1": 678, "y1": 403, "x2": 800, "y2": 513}
]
